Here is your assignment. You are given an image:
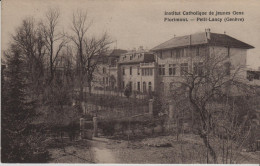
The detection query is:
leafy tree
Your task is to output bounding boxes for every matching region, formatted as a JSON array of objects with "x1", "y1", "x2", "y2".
[
  {"x1": 1, "y1": 46, "x2": 49, "y2": 163},
  {"x1": 12, "y1": 17, "x2": 46, "y2": 96}
]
